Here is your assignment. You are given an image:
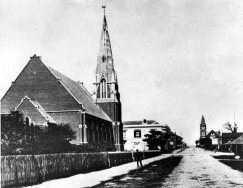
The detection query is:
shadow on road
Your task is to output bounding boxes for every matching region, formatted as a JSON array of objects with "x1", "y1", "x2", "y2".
[
  {"x1": 213, "y1": 156, "x2": 243, "y2": 173},
  {"x1": 89, "y1": 155, "x2": 183, "y2": 188}
]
